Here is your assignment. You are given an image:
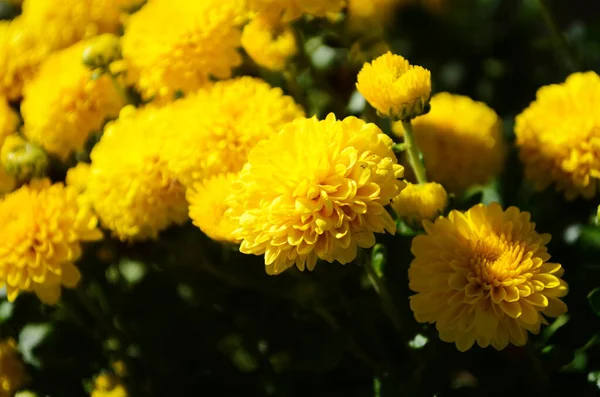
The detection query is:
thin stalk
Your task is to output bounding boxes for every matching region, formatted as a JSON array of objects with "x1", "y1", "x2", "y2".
[
  {"x1": 401, "y1": 120, "x2": 428, "y2": 184},
  {"x1": 536, "y1": 0, "x2": 578, "y2": 72},
  {"x1": 363, "y1": 253, "x2": 403, "y2": 333}
]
